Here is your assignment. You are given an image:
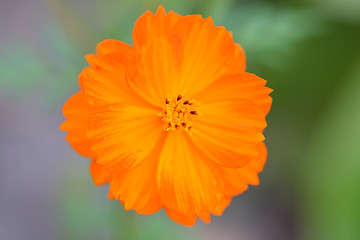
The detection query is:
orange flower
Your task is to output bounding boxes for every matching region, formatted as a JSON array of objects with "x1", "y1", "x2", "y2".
[{"x1": 60, "y1": 6, "x2": 272, "y2": 226}]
